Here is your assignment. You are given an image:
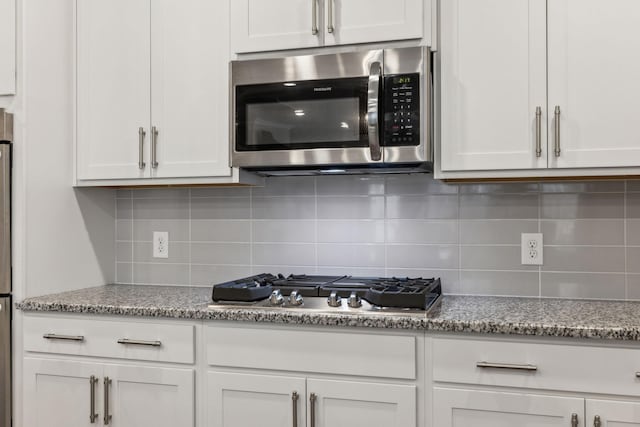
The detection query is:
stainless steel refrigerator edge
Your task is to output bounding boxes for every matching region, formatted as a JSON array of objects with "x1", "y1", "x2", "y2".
[{"x1": 0, "y1": 108, "x2": 12, "y2": 427}]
